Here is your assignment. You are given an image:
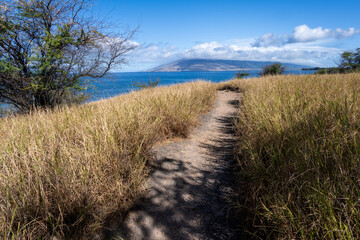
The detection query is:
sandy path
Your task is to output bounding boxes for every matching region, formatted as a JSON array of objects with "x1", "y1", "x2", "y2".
[{"x1": 108, "y1": 90, "x2": 241, "y2": 240}]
